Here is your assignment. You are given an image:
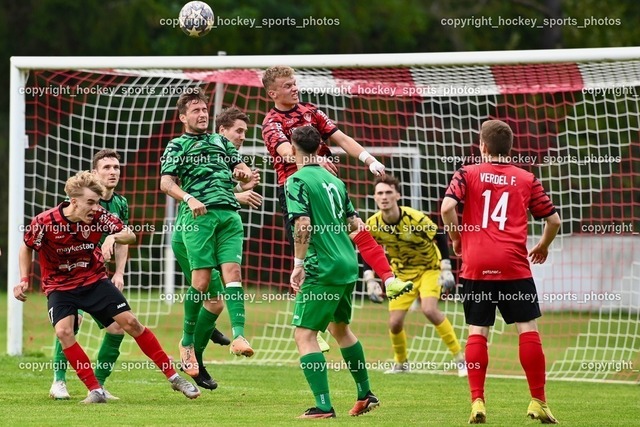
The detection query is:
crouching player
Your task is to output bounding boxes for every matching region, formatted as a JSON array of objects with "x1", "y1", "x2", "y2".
[{"x1": 13, "y1": 171, "x2": 200, "y2": 403}]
